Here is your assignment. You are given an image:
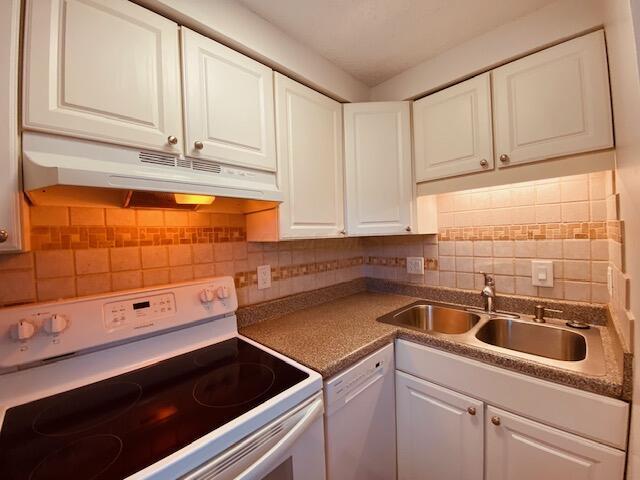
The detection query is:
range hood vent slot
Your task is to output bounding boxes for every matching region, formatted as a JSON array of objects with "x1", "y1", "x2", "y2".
[
  {"x1": 124, "y1": 190, "x2": 197, "y2": 210},
  {"x1": 138, "y1": 151, "x2": 177, "y2": 167},
  {"x1": 177, "y1": 158, "x2": 192, "y2": 169},
  {"x1": 192, "y1": 160, "x2": 222, "y2": 174}
]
